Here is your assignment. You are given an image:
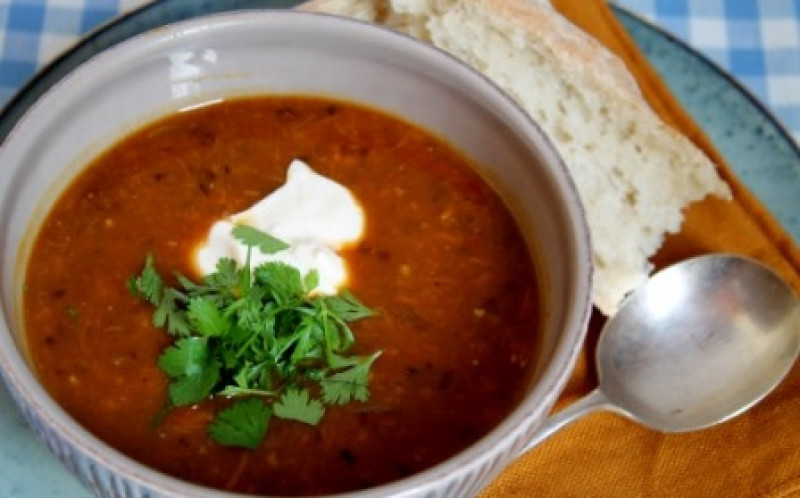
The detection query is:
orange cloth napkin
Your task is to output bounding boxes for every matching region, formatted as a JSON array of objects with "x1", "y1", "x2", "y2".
[{"x1": 483, "y1": 1, "x2": 800, "y2": 496}]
